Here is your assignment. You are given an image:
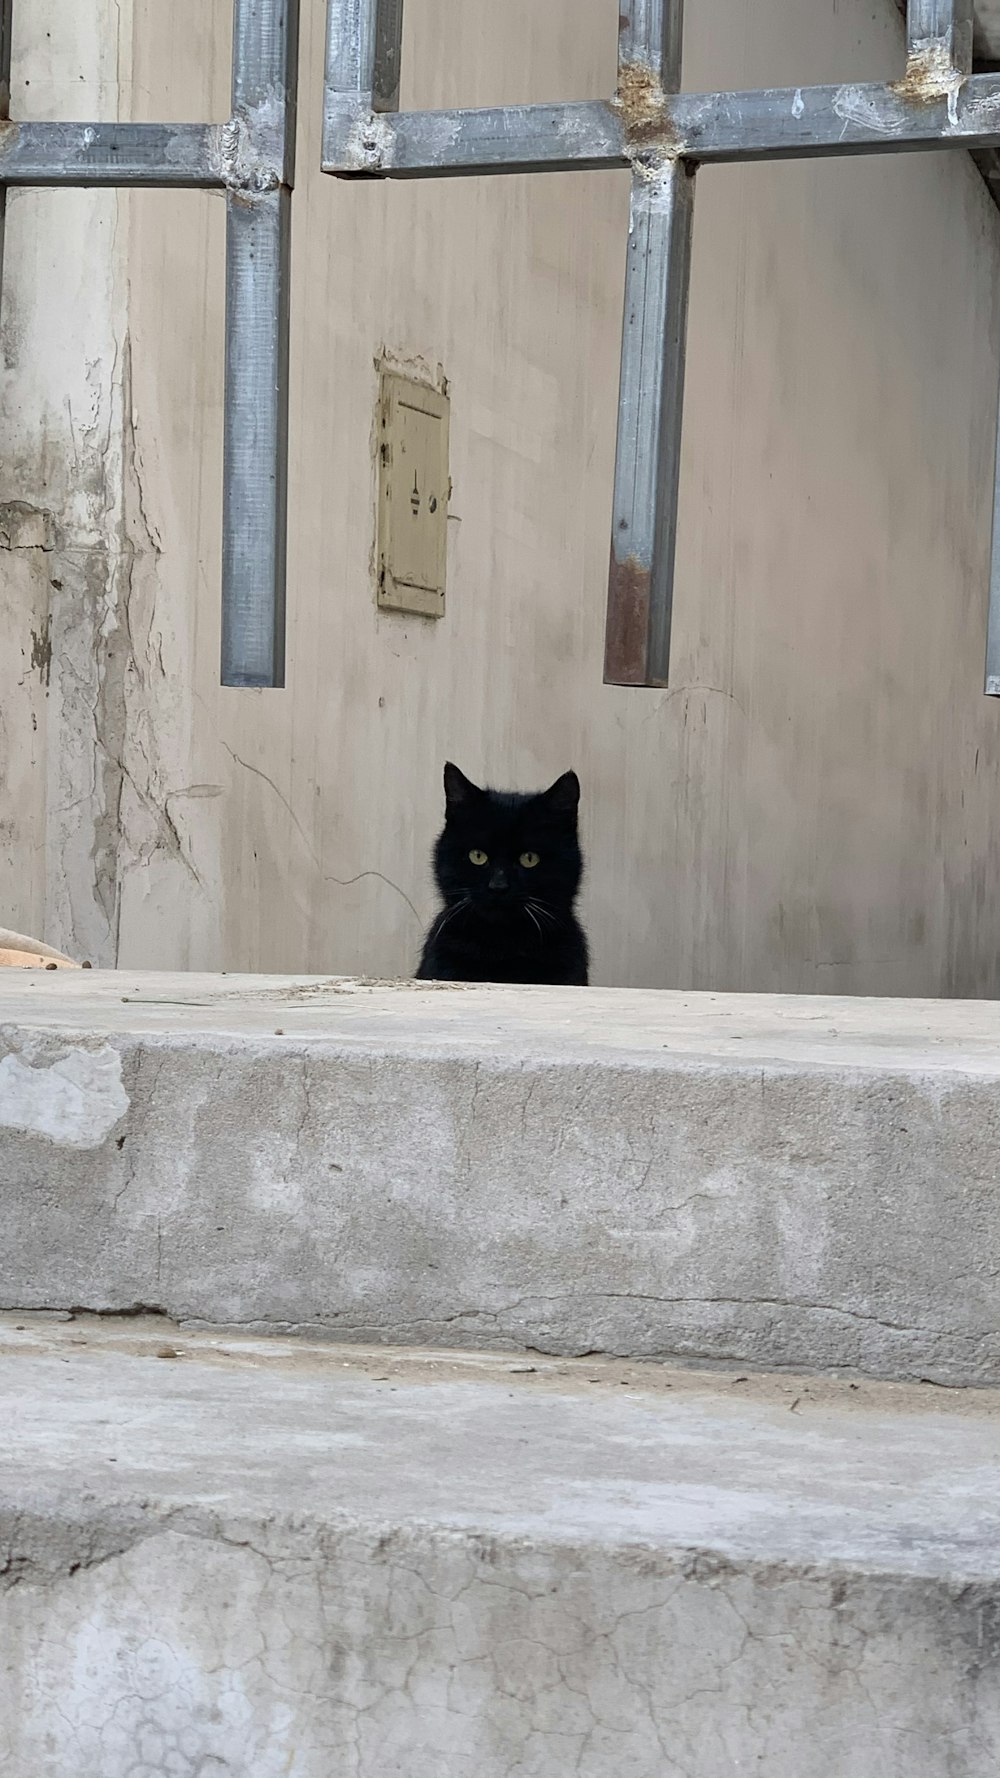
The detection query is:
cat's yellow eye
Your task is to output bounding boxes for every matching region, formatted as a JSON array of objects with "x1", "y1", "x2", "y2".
[
  {"x1": 519, "y1": 851, "x2": 540, "y2": 869},
  {"x1": 469, "y1": 848, "x2": 489, "y2": 866}
]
